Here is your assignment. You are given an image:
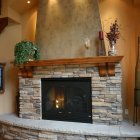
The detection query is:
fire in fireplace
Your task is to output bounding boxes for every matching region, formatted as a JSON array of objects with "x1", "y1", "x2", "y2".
[{"x1": 41, "y1": 77, "x2": 92, "y2": 123}]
